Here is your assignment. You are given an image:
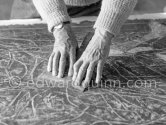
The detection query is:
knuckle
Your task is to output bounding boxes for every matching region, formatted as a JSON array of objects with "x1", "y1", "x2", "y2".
[
  {"x1": 60, "y1": 56, "x2": 66, "y2": 61},
  {"x1": 79, "y1": 66, "x2": 85, "y2": 71},
  {"x1": 60, "y1": 49, "x2": 67, "y2": 54},
  {"x1": 60, "y1": 62, "x2": 66, "y2": 67},
  {"x1": 73, "y1": 64, "x2": 77, "y2": 69},
  {"x1": 61, "y1": 60, "x2": 66, "y2": 63},
  {"x1": 73, "y1": 69, "x2": 78, "y2": 74},
  {"x1": 87, "y1": 67, "x2": 93, "y2": 72},
  {"x1": 53, "y1": 55, "x2": 57, "y2": 61},
  {"x1": 70, "y1": 46, "x2": 76, "y2": 50},
  {"x1": 70, "y1": 51, "x2": 76, "y2": 58},
  {"x1": 73, "y1": 63, "x2": 79, "y2": 69}
]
